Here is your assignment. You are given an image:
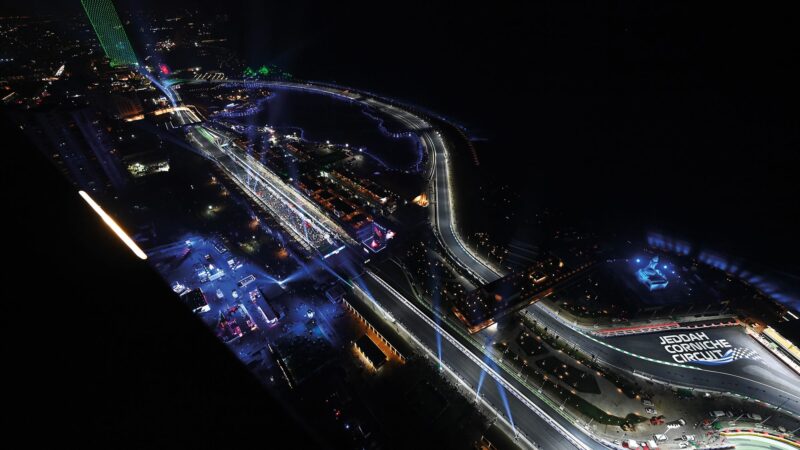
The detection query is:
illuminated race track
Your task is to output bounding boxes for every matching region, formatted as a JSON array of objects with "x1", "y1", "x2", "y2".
[
  {"x1": 241, "y1": 84, "x2": 800, "y2": 418},
  {"x1": 425, "y1": 128, "x2": 506, "y2": 284},
  {"x1": 527, "y1": 303, "x2": 800, "y2": 417},
  {"x1": 177, "y1": 77, "x2": 798, "y2": 446},
  {"x1": 191, "y1": 79, "x2": 506, "y2": 284},
  {"x1": 185, "y1": 123, "x2": 351, "y2": 257},
  {"x1": 175, "y1": 79, "x2": 609, "y2": 449},
  {"x1": 359, "y1": 270, "x2": 607, "y2": 450}
]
